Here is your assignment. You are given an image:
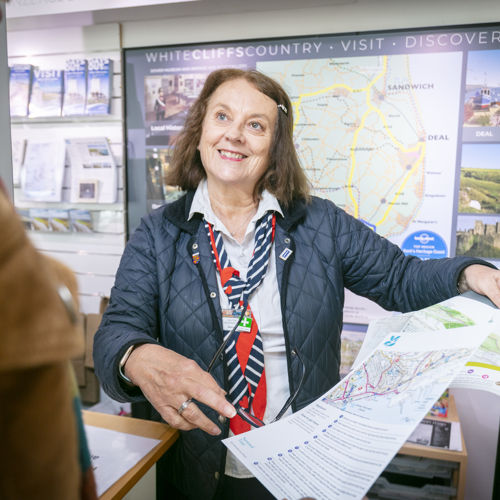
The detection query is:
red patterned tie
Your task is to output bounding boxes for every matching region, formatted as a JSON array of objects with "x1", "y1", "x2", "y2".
[{"x1": 205, "y1": 214, "x2": 275, "y2": 434}]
